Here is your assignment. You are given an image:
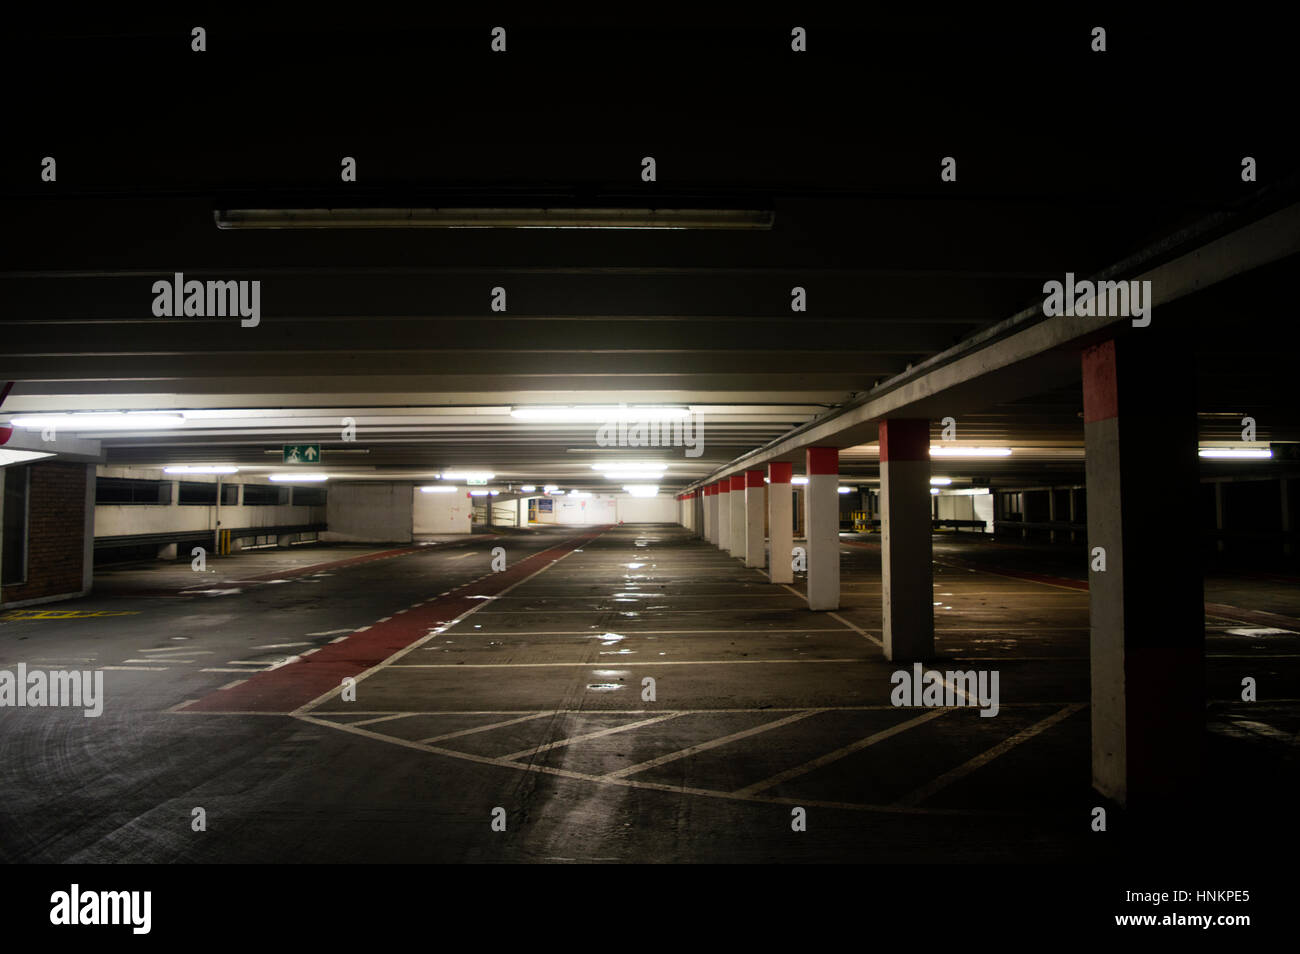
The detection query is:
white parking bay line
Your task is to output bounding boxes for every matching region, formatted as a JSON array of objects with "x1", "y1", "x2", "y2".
[
  {"x1": 351, "y1": 712, "x2": 419, "y2": 727},
  {"x1": 418, "y1": 711, "x2": 558, "y2": 744},
  {"x1": 102, "y1": 665, "x2": 169, "y2": 671},
  {"x1": 734, "y1": 708, "x2": 953, "y2": 797},
  {"x1": 892, "y1": 703, "x2": 1086, "y2": 808},
  {"x1": 607, "y1": 709, "x2": 825, "y2": 780},
  {"x1": 500, "y1": 713, "x2": 684, "y2": 762},
  {"x1": 255, "y1": 642, "x2": 313, "y2": 649},
  {"x1": 827, "y1": 612, "x2": 884, "y2": 648},
  {"x1": 390, "y1": 658, "x2": 865, "y2": 669}
]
